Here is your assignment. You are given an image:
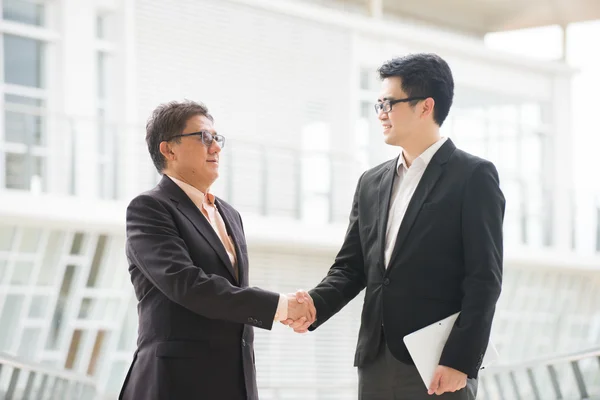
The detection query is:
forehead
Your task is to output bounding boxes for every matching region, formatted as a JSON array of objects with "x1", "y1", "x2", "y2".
[
  {"x1": 378, "y1": 77, "x2": 406, "y2": 100},
  {"x1": 183, "y1": 114, "x2": 215, "y2": 133}
]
